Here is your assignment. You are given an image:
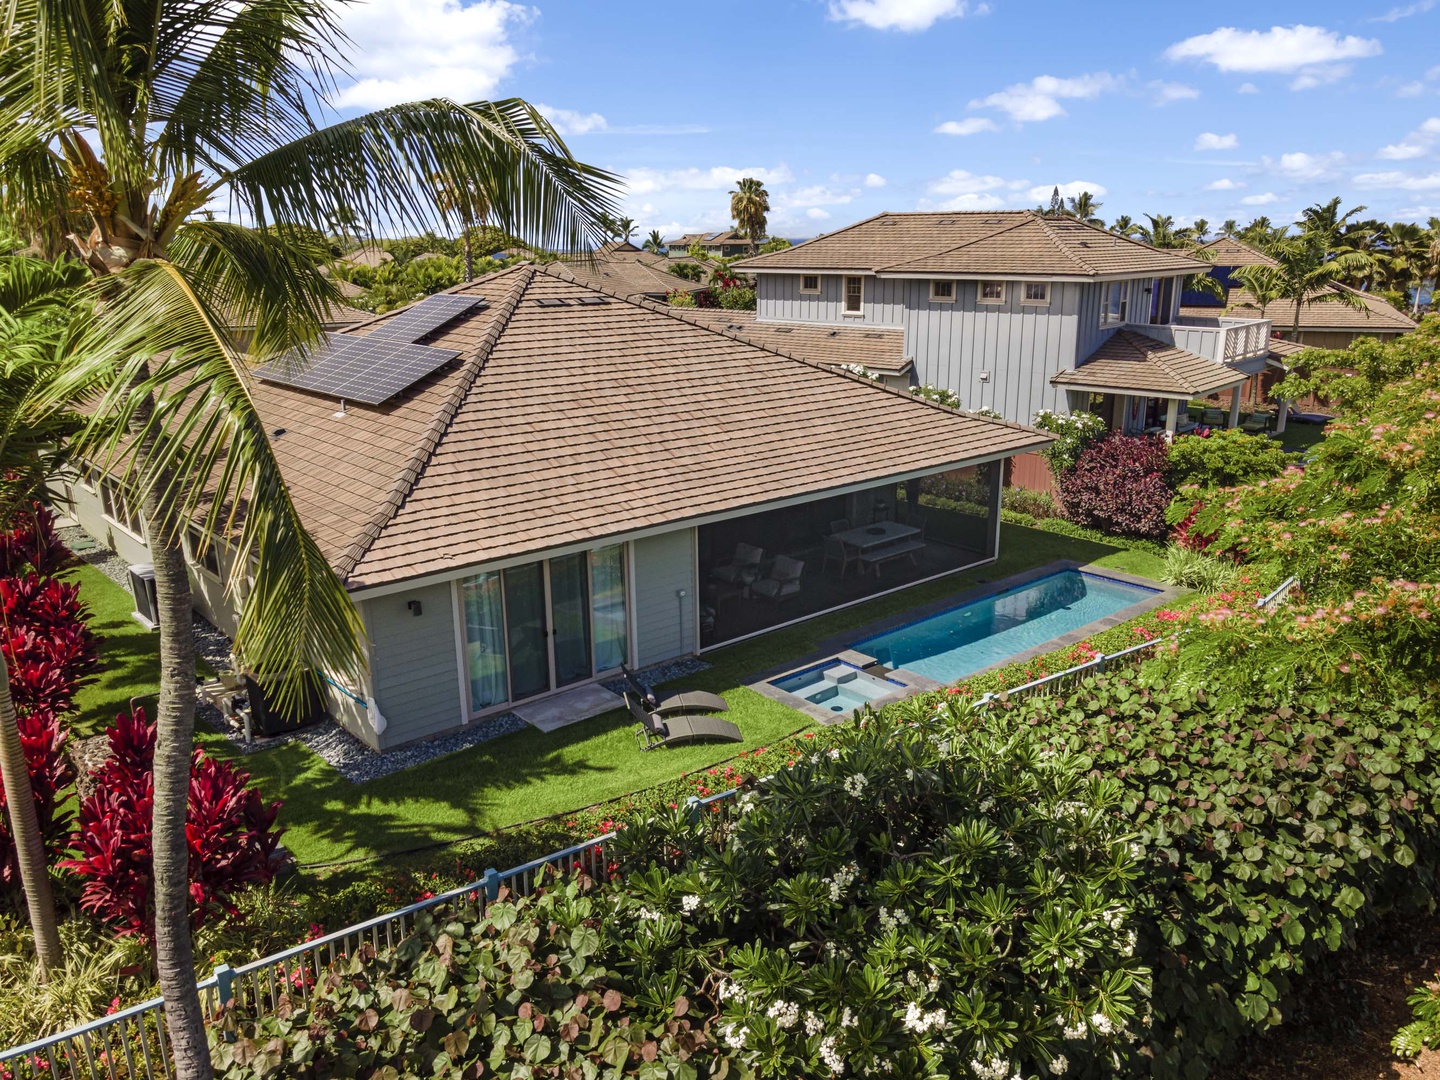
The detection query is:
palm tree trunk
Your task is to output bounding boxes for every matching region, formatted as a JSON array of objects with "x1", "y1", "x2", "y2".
[
  {"x1": 0, "y1": 650, "x2": 63, "y2": 976},
  {"x1": 463, "y1": 230, "x2": 473, "y2": 282}
]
